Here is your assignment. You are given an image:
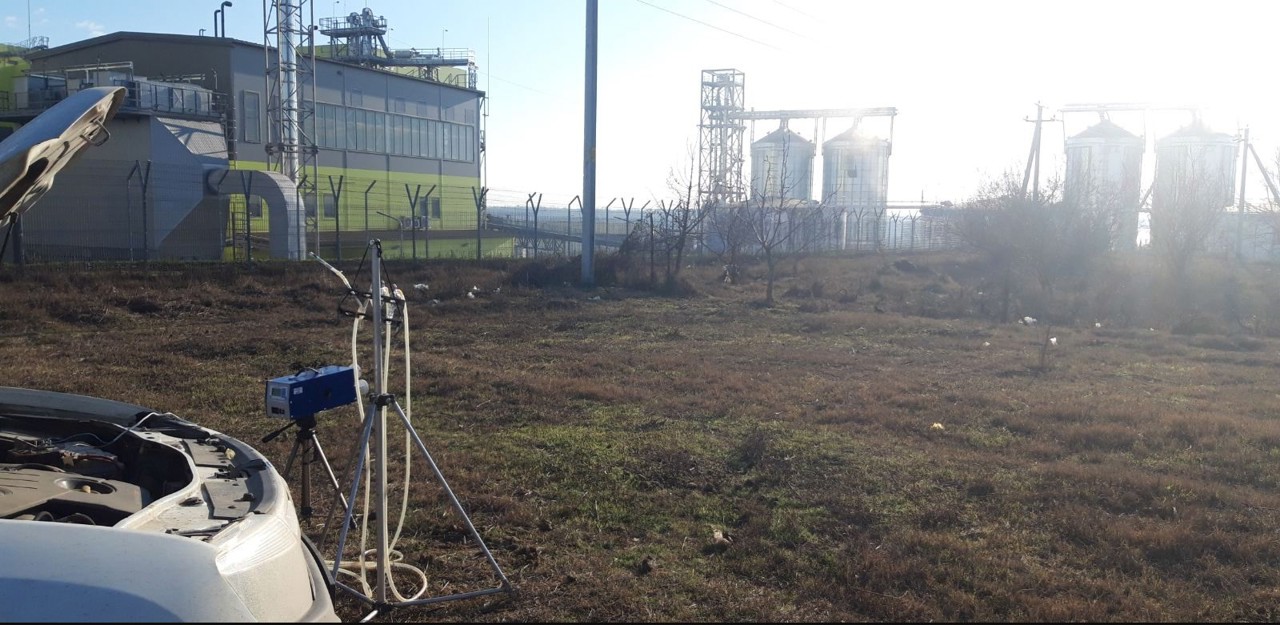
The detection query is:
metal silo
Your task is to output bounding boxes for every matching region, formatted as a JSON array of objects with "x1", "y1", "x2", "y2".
[
  {"x1": 1151, "y1": 122, "x2": 1238, "y2": 249},
  {"x1": 822, "y1": 128, "x2": 890, "y2": 210},
  {"x1": 1065, "y1": 119, "x2": 1145, "y2": 250},
  {"x1": 750, "y1": 126, "x2": 814, "y2": 202}
]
